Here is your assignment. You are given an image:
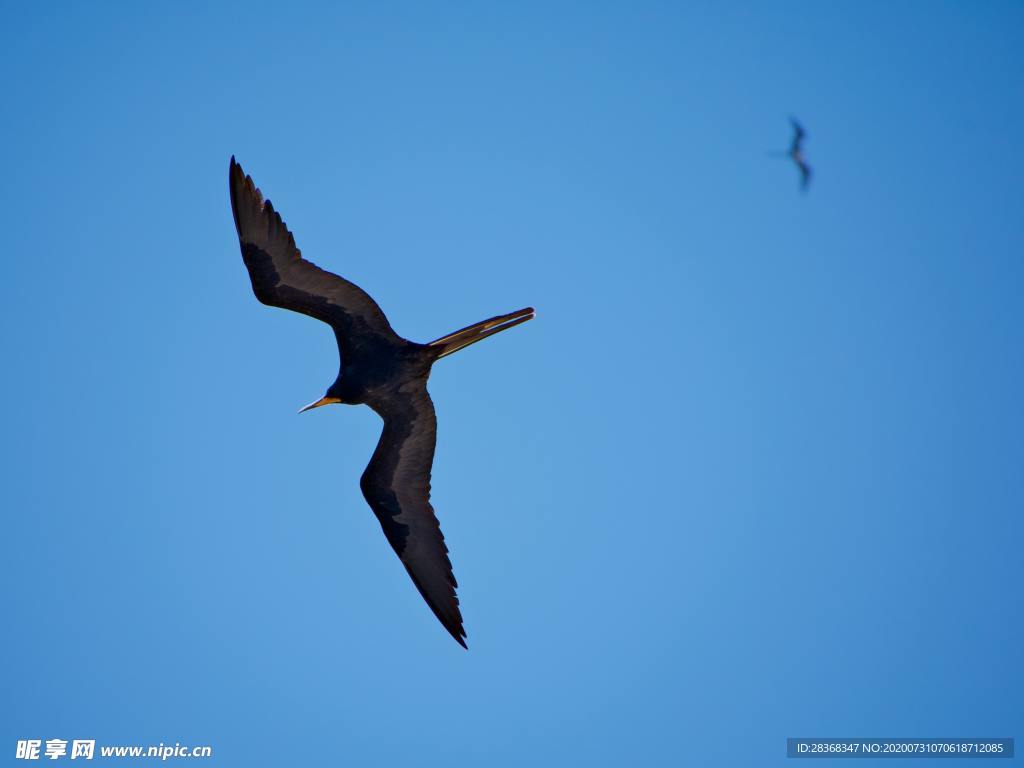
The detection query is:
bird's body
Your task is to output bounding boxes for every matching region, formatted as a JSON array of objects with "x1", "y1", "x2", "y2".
[
  {"x1": 229, "y1": 157, "x2": 533, "y2": 648},
  {"x1": 329, "y1": 339, "x2": 431, "y2": 407}
]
